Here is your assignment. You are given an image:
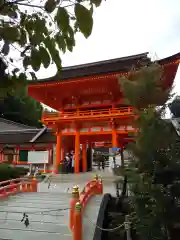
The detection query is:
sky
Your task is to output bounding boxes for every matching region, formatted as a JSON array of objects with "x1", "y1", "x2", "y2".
[{"x1": 36, "y1": 0, "x2": 180, "y2": 114}]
